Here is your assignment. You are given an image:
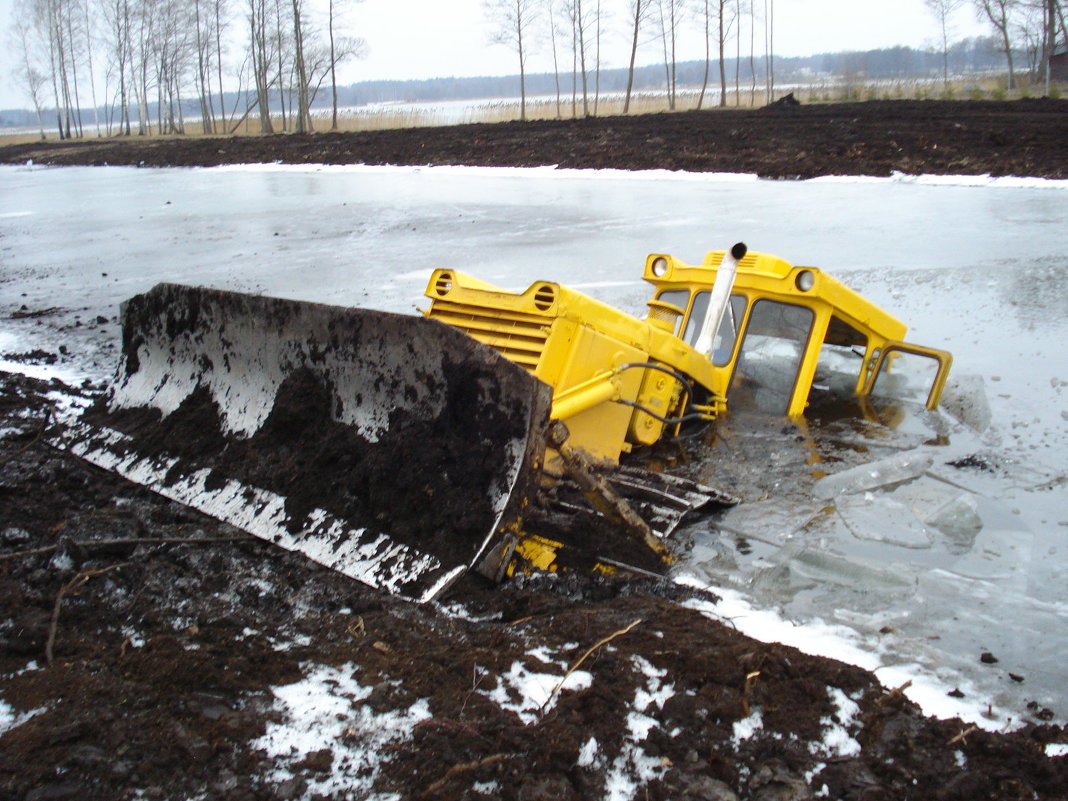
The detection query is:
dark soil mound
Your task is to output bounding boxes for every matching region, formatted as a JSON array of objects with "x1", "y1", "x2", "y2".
[{"x1": 3, "y1": 99, "x2": 1067, "y2": 180}]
